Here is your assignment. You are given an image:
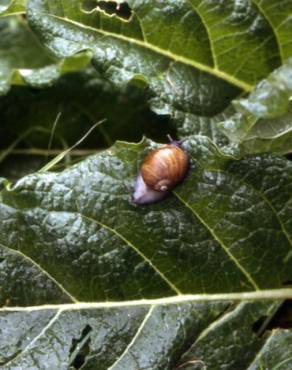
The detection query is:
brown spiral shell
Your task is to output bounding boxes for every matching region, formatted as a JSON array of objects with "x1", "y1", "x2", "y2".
[
  {"x1": 141, "y1": 145, "x2": 189, "y2": 192},
  {"x1": 133, "y1": 140, "x2": 189, "y2": 205}
]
